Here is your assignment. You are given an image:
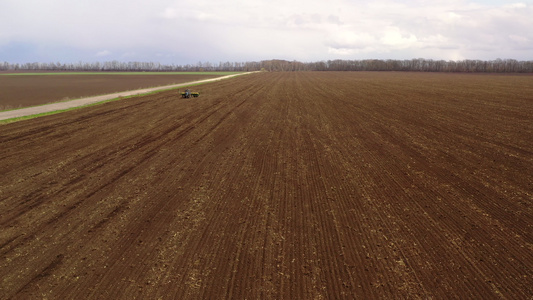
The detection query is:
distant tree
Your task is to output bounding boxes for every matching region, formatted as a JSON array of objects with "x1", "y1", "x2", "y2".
[{"x1": 2, "y1": 58, "x2": 533, "y2": 73}]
